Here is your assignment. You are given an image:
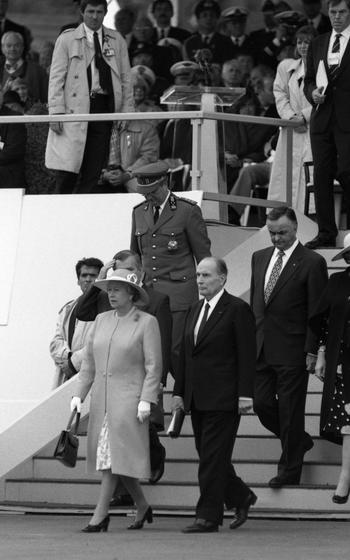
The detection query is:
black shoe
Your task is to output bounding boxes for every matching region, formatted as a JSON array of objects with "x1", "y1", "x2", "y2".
[
  {"x1": 82, "y1": 515, "x2": 110, "y2": 533},
  {"x1": 127, "y1": 506, "x2": 153, "y2": 530},
  {"x1": 110, "y1": 494, "x2": 134, "y2": 507},
  {"x1": 332, "y1": 490, "x2": 350, "y2": 504},
  {"x1": 303, "y1": 434, "x2": 314, "y2": 454},
  {"x1": 304, "y1": 235, "x2": 336, "y2": 250},
  {"x1": 229, "y1": 491, "x2": 257, "y2": 530},
  {"x1": 149, "y1": 447, "x2": 166, "y2": 484},
  {"x1": 182, "y1": 519, "x2": 218, "y2": 533},
  {"x1": 268, "y1": 475, "x2": 300, "y2": 488}
]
